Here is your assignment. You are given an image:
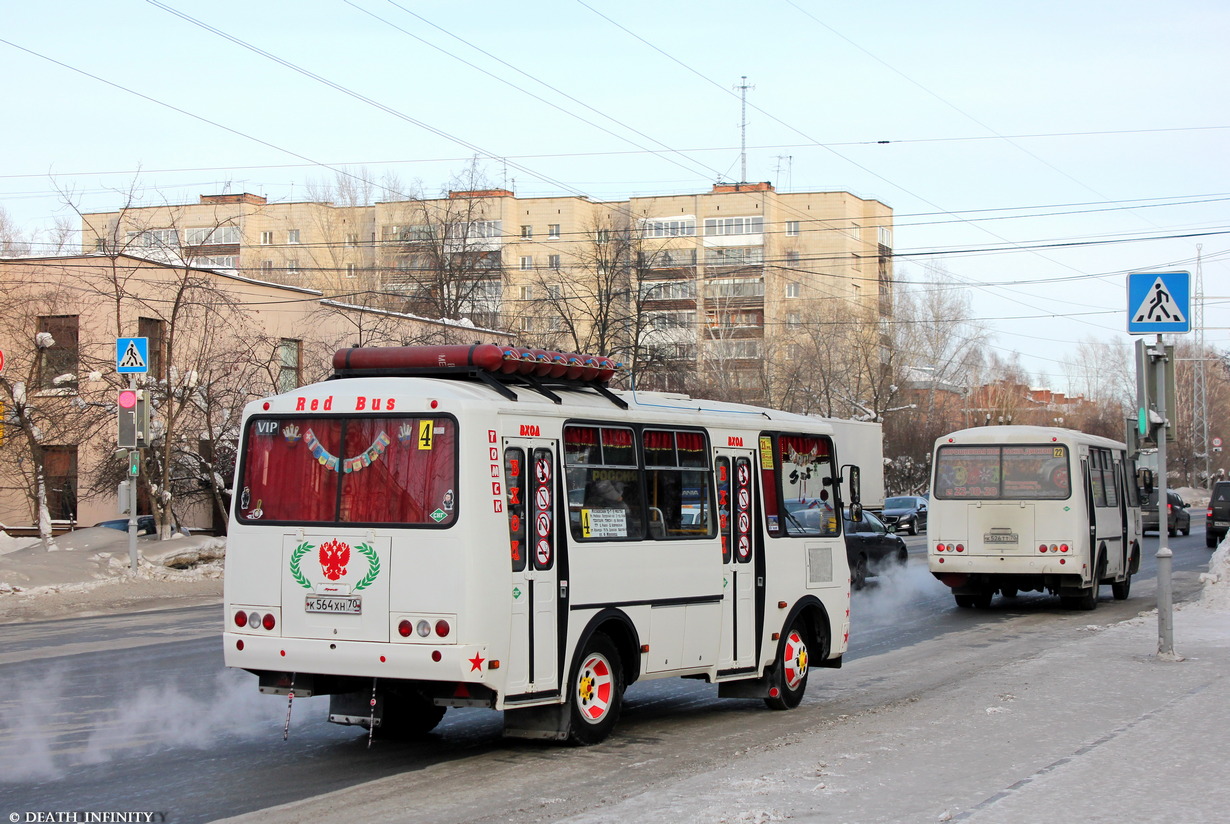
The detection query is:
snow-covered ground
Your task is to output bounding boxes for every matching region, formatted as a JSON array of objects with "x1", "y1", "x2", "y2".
[{"x1": 0, "y1": 527, "x2": 223, "y2": 622}]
